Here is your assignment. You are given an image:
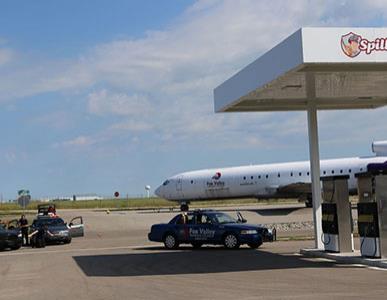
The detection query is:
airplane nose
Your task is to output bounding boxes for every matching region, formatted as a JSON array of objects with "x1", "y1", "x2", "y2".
[{"x1": 155, "y1": 185, "x2": 163, "y2": 198}]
